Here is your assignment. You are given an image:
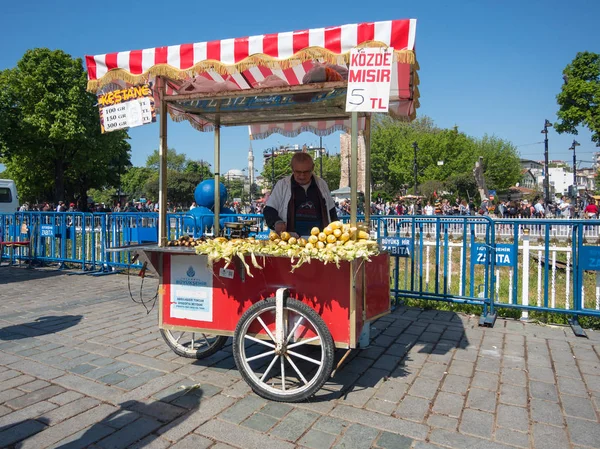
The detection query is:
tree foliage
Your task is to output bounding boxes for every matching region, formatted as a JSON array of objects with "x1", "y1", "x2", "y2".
[
  {"x1": 259, "y1": 151, "x2": 341, "y2": 192},
  {"x1": 87, "y1": 187, "x2": 117, "y2": 207},
  {"x1": 555, "y1": 52, "x2": 600, "y2": 145},
  {"x1": 120, "y1": 166, "x2": 155, "y2": 201},
  {"x1": 184, "y1": 160, "x2": 213, "y2": 180},
  {"x1": 370, "y1": 116, "x2": 521, "y2": 200},
  {"x1": 316, "y1": 153, "x2": 341, "y2": 192},
  {"x1": 445, "y1": 172, "x2": 478, "y2": 201},
  {"x1": 142, "y1": 149, "x2": 214, "y2": 204},
  {"x1": 0, "y1": 48, "x2": 131, "y2": 206},
  {"x1": 260, "y1": 153, "x2": 293, "y2": 189},
  {"x1": 474, "y1": 135, "x2": 521, "y2": 191},
  {"x1": 146, "y1": 148, "x2": 188, "y2": 172},
  {"x1": 225, "y1": 179, "x2": 246, "y2": 203},
  {"x1": 145, "y1": 171, "x2": 205, "y2": 206}
]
